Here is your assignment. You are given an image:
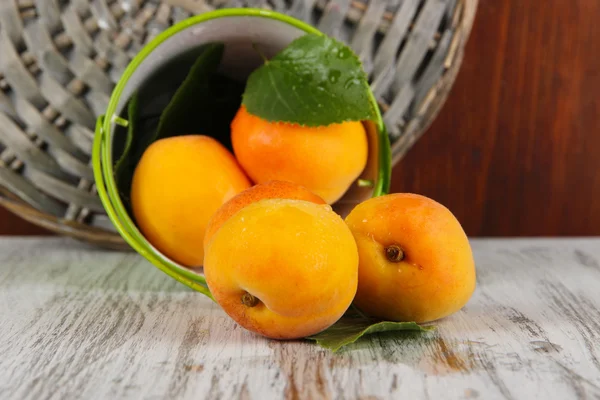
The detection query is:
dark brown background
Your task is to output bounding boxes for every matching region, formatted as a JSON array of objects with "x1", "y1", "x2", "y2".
[{"x1": 1, "y1": 0, "x2": 599, "y2": 236}]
